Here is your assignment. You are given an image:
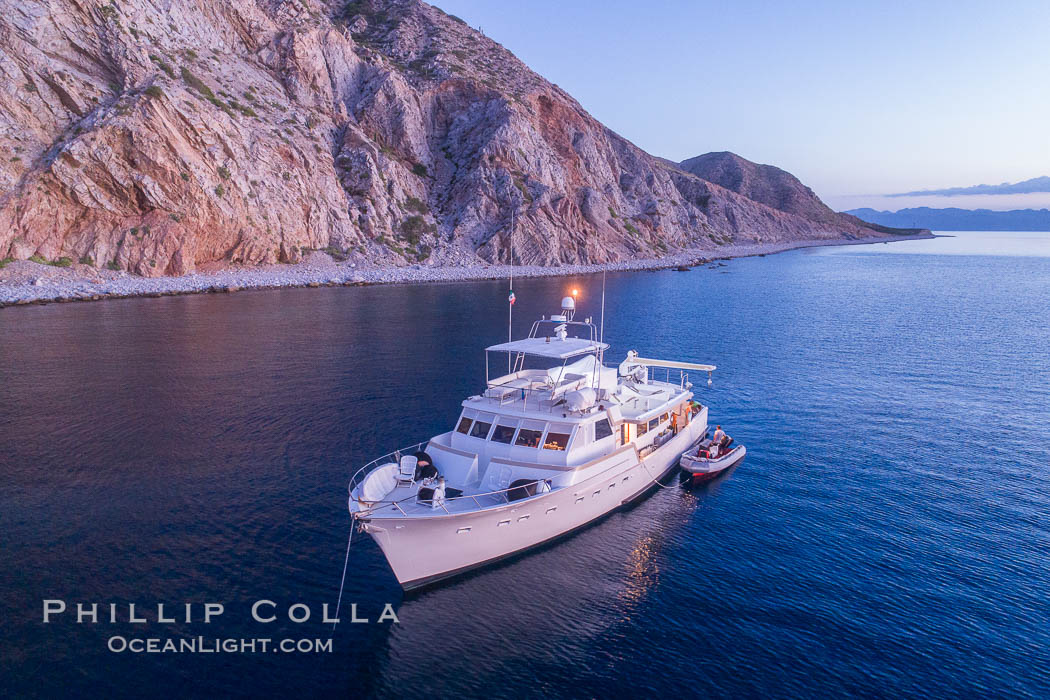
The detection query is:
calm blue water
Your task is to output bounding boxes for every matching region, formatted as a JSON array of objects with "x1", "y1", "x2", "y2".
[{"x1": 2, "y1": 231, "x2": 1049, "y2": 698}]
